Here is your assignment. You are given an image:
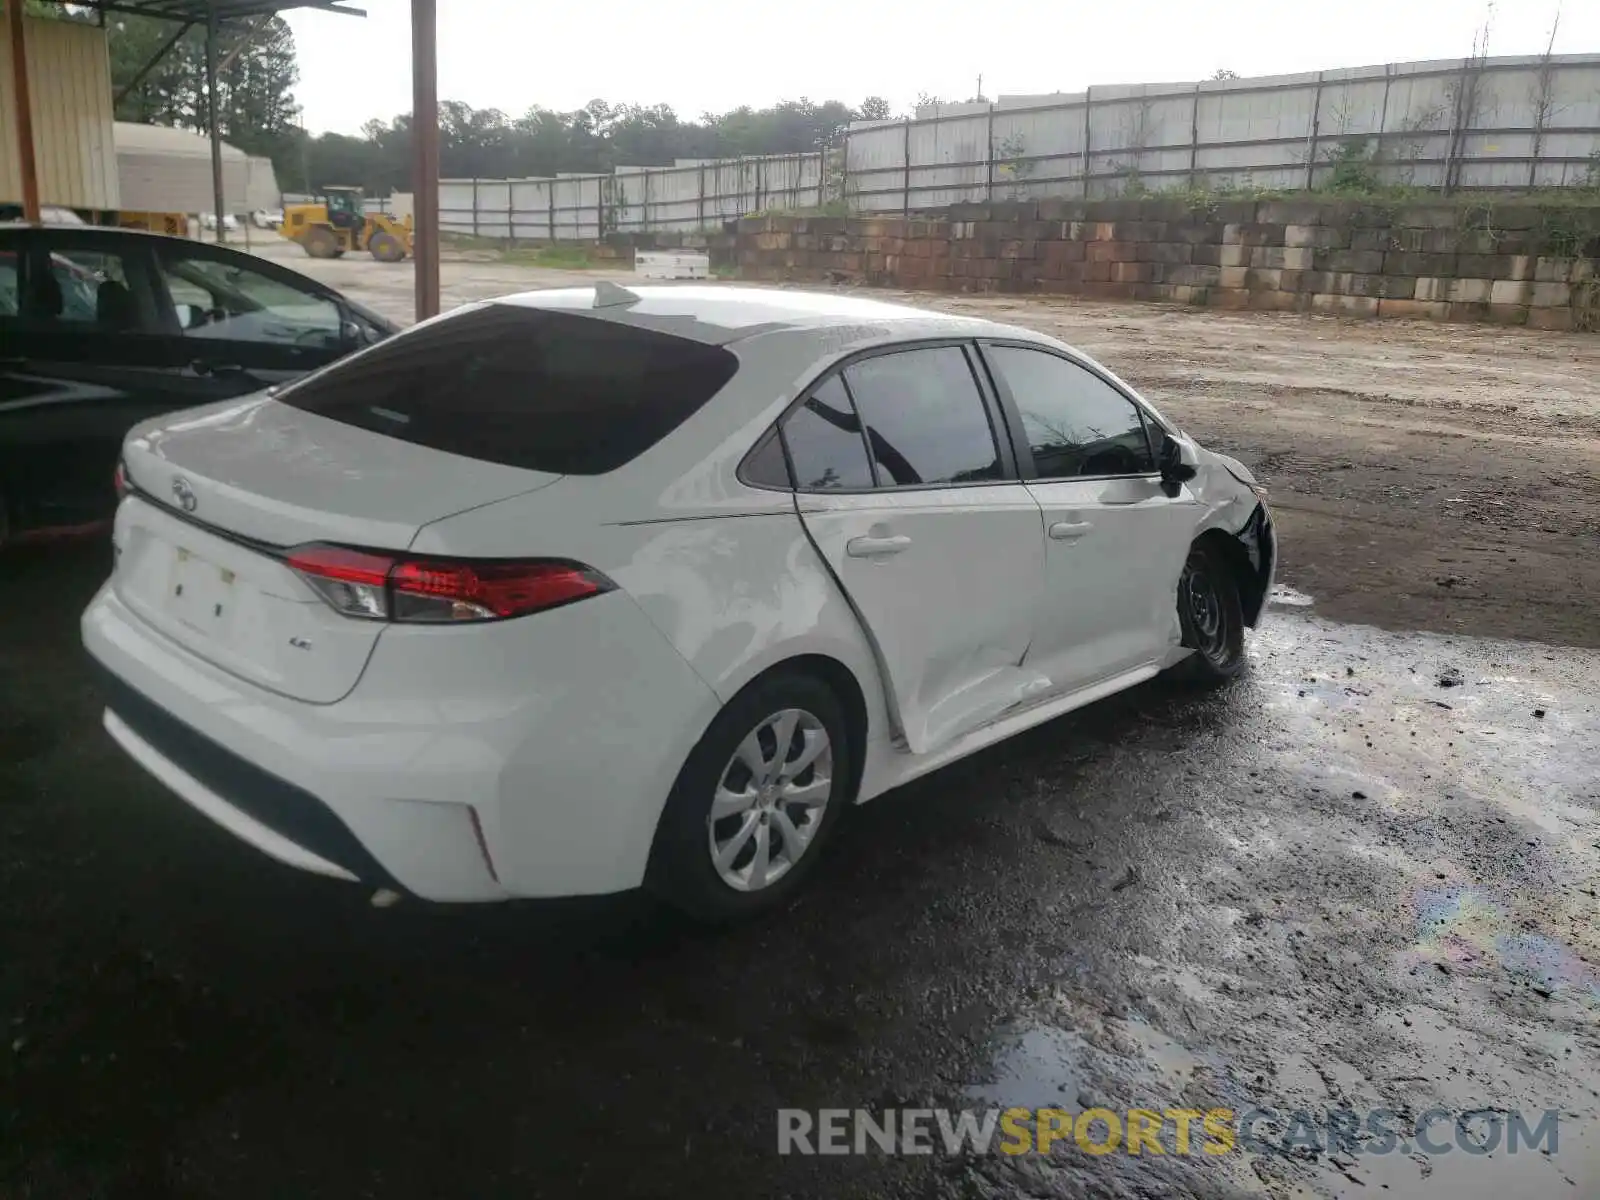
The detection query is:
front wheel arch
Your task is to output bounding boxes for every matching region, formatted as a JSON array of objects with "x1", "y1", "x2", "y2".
[
  {"x1": 1195, "y1": 526, "x2": 1267, "y2": 627},
  {"x1": 1176, "y1": 534, "x2": 1248, "y2": 682}
]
